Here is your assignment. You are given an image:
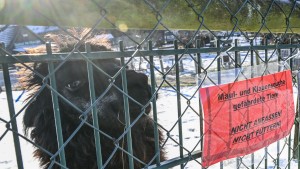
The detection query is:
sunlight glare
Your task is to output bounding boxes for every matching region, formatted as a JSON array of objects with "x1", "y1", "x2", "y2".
[
  {"x1": 0, "y1": 0, "x2": 5, "y2": 11},
  {"x1": 118, "y1": 23, "x2": 128, "y2": 32}
]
